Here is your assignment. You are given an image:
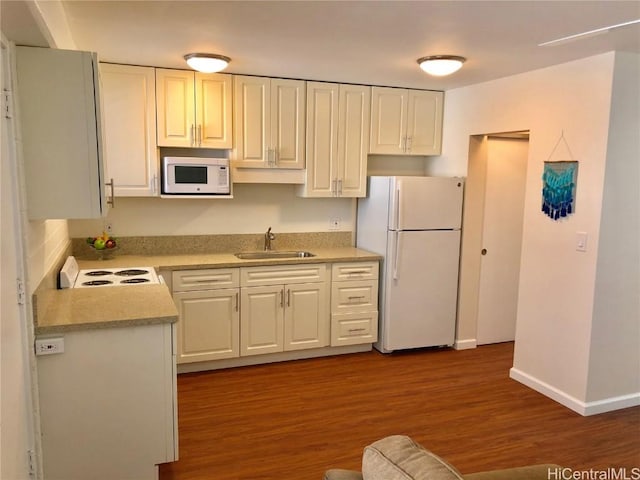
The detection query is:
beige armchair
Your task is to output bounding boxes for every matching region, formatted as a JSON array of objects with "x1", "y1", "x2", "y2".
[{"x1": 324, "y1": 435, "x2": 560, "y2": 480}]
